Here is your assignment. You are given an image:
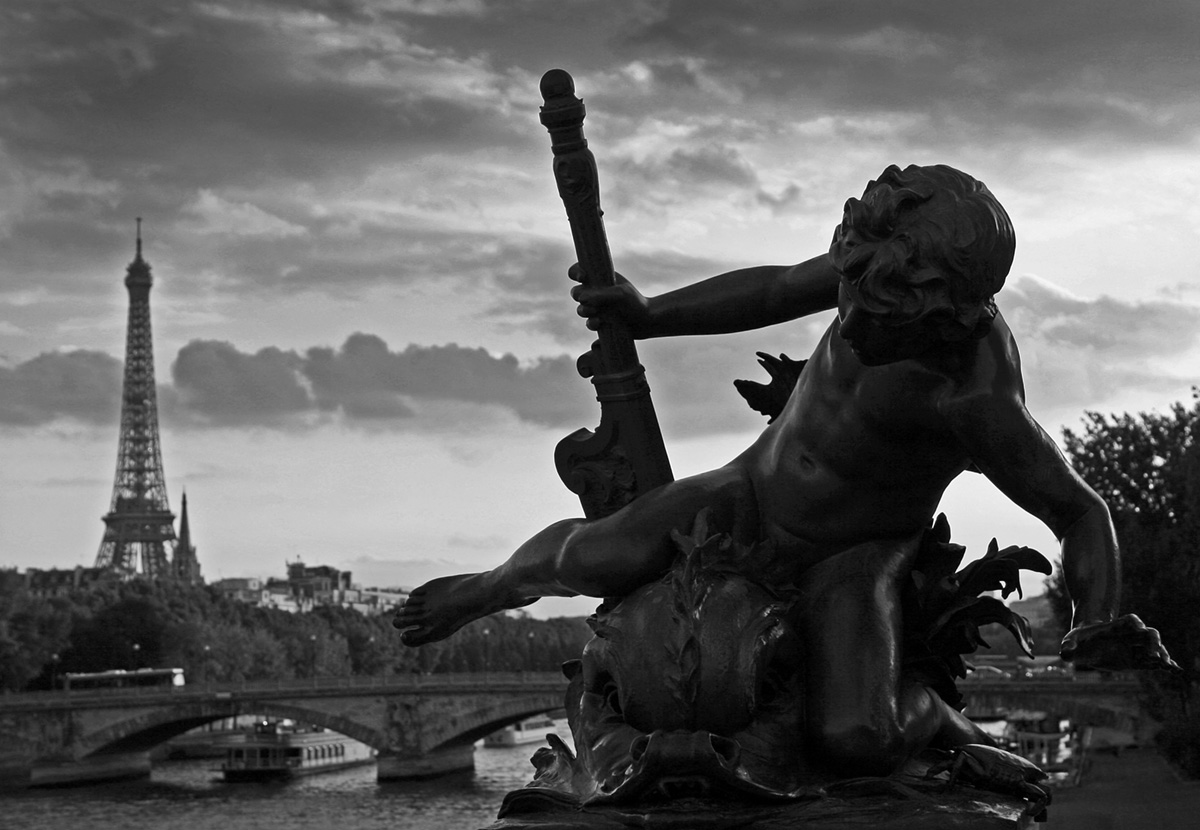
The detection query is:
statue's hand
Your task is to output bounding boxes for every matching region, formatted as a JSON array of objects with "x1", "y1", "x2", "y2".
[
  {"x1": 570, "y1": 263, "x2": 652, "y2": 336},
  {"x1": 1061, "y1": 614, "x2": 1181, "y2": 674}
]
